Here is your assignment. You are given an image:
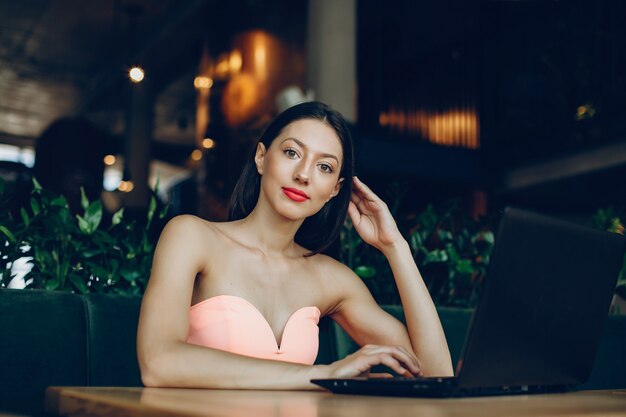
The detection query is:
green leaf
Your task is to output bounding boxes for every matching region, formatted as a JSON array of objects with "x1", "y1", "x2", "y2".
[
  {"x1": 85, "y1": 201, "x2": 103, "y2": 232},
  {"x1": 438, "y1": 230, "x2": 453, "y2": 242},
  {"x1": 30, "y1": 198, "x2": 40, "y2": 216},
  {"x1": 146, "y1": 196, "x2": 157, "y2": 228},
  {"x1": 446, "y1": 244, "x2": 460, "y2": 263},
  {"x1": 76, "y1": 215, "x2": 91, "y2": 234},
  {"x1": 70, "y1": 275, "x2": 89, "y2": 294},
  {"x1": 80, "y1": 187, "x2": 89, "y2": 211},
  {"x1": 82, "y1": 249, "x2": 102, "y2": 258},
  {"x1": 456, "y1": 259, "x2": 474, "y2": 274},
  {"x1": 112, "y1": 208, "x2": 124, "y2": 226},
  {"x1": 159, "y1": 203, "x2": 170, "y2": 219},
  {"x1": 20, "y1": 207, "x2": 30, "y2": 226},
  {"x1": 475, "y1": 231, "x2": 494, "y2": 245},
  {"x1": 110, "y1": 259, "x2": 119, "y2": 273},
  {"x1": 424, "y1": 249, "x2": 448, "y2": 264},
  {"x1": 50, "y1": 196, "x2": 69, "y2": 208},
  {"x1": 120, "y1": 267, "x2": 142, "y2": 282},
  {"x1": 355, "y1": 265, "x2": 376, "y2": 279},
  {"x1": 89, "y1": 265, "x2": 109, "y2": 281},
  {"x1": 32, "y1": 177, "x2": 42, "y2": 192},
  {"x1": 44, "y1": 278, "x2": 60, "y2": 290},
  {"x1": 143, "y1": 238, "x2": 152, "y2": 253},
  {"x1": 0, "y1": 226, "x2": 16, "y2": 243},
  {"x1": 409, "y1": 233, "x2": 422, "y2": 251}
]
